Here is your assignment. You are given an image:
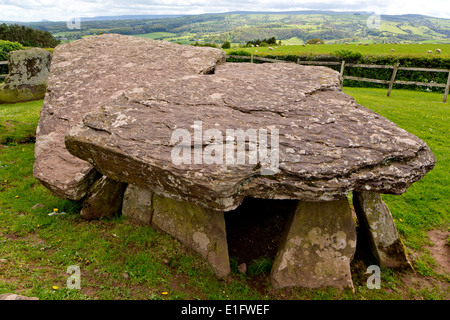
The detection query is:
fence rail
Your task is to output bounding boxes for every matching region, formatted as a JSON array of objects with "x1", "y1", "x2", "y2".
[
  {"x1": 226, "y1": 54, "x2": 450, "y2": 102},
  {"x1": 0, "y1": 61, "x2": 7, "y2": 79}
]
